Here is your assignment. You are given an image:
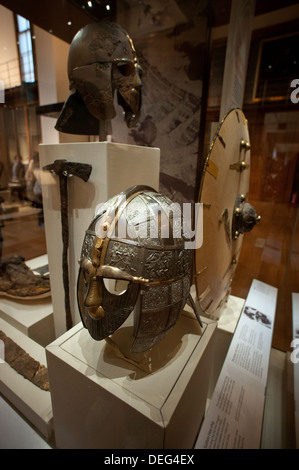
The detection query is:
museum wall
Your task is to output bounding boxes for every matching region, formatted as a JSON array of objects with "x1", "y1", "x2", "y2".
[
  {"x1": 0, "y1": 5, "x2": 21, "y2": 89},
  {"x1": 113, "y1": 1, "x2": 211, "y2": 204}
]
